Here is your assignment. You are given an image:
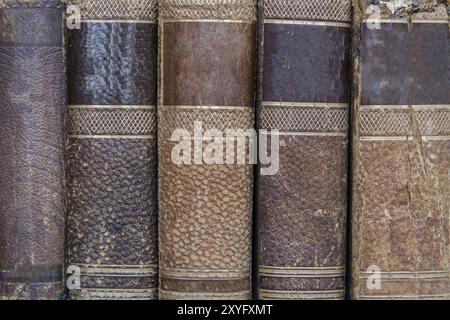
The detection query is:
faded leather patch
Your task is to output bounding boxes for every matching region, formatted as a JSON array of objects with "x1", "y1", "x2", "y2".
[{"x1": 0, "y1": 8, "x2": 62, "y2": 47}]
